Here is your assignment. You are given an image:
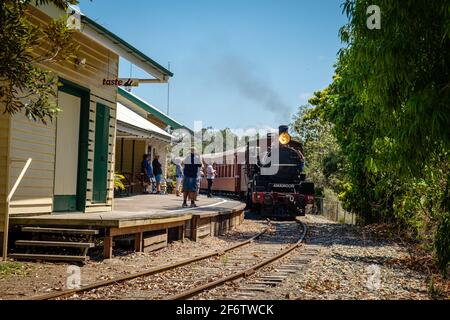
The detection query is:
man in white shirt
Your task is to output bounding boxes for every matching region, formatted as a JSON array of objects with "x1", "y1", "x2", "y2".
[{"x1": 206, "y1": 162, "x2": 217, "y2": 198}]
